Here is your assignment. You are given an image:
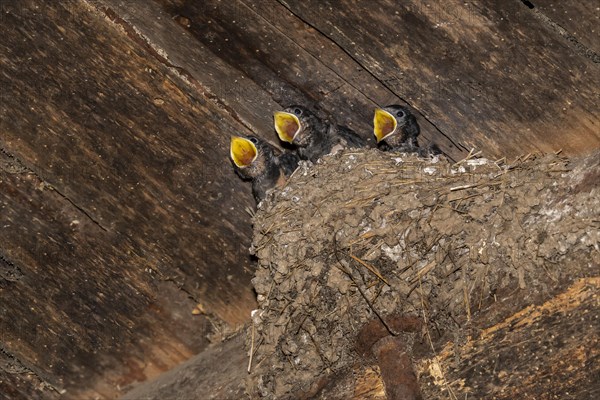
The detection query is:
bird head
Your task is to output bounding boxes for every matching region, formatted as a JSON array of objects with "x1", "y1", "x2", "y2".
[
  {"x1": 230, "y1": 136, "x2": 265, "y2": 178},
  {"x1": 274, "y1": 105, "x2": 320, "y2": 147},
  {"x1": 375, "y1": 104, "x2": 416, "y2": 140}
]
